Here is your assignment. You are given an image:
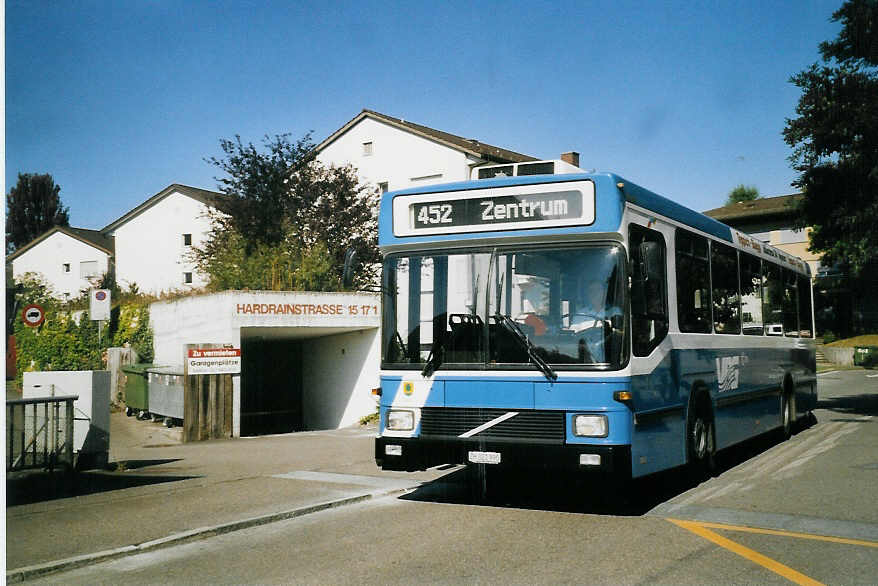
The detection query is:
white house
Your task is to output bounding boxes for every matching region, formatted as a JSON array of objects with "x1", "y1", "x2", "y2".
[
  {"x1": 9, "y1": 226, "x2": 114, "y2": 299},
  {"x1": 315, "y1": 109, "x2": 536, "y2": 194},
  {"x1": 100, "y1": 184, "x2": 225, "y2": 294}
]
